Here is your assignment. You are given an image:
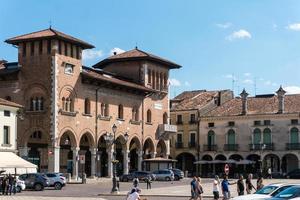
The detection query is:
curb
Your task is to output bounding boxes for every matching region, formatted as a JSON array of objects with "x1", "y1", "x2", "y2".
[{"x1": 98, "y1": 193, "x2": 214, "y2": 198}]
